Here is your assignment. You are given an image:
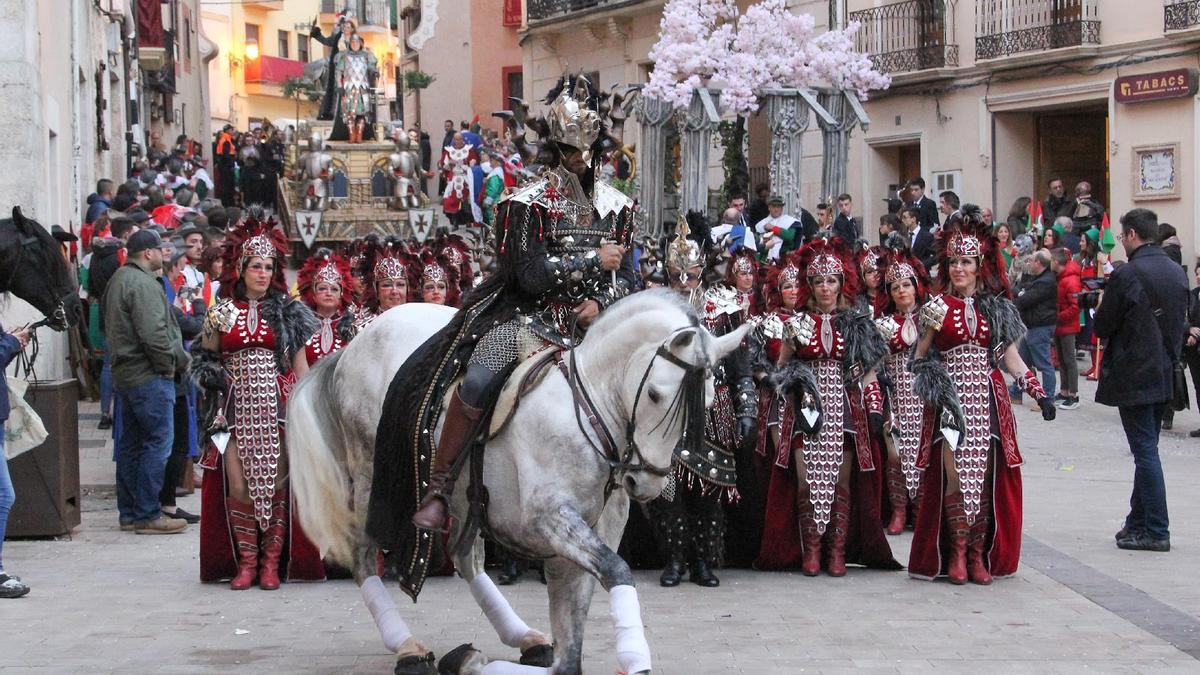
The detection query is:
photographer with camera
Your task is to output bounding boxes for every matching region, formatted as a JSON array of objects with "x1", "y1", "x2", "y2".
[{"x1": 1094, "y1": 209, "x2": 1187, "y2": 553}]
